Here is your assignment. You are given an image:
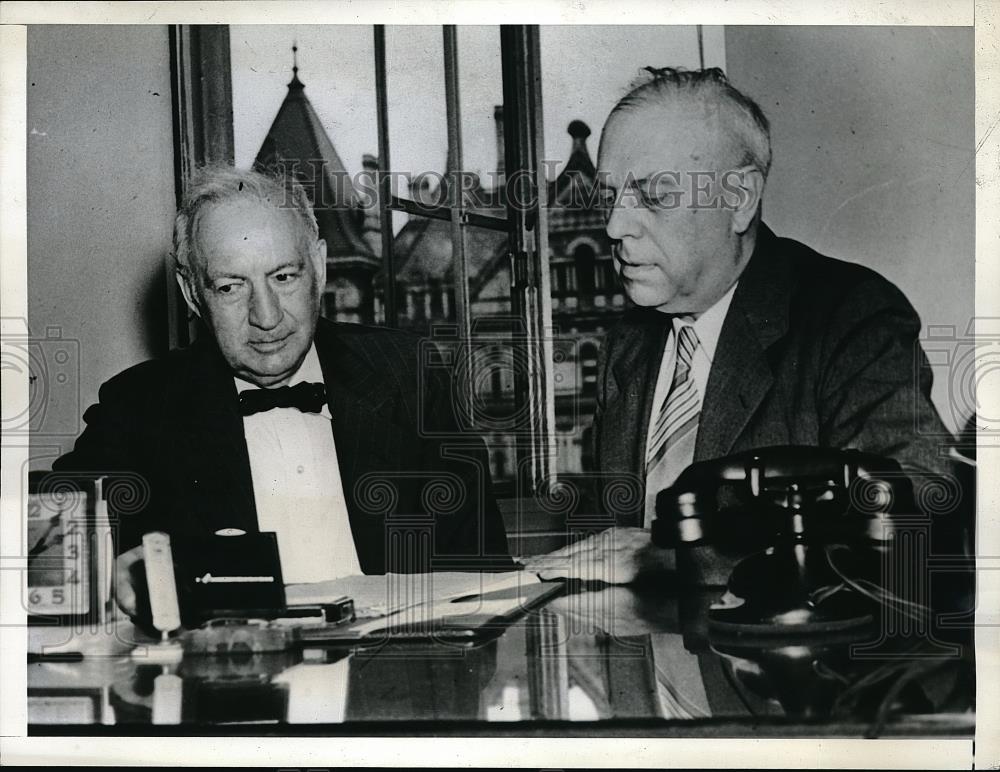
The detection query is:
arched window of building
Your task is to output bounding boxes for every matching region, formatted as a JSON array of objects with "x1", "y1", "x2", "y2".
[
  {"x1": 574, "y1": 242, "x2": 596, "y2": 296},
  {"x1": 550, "y1": 259, "x2": 575, "y2": 297}
]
